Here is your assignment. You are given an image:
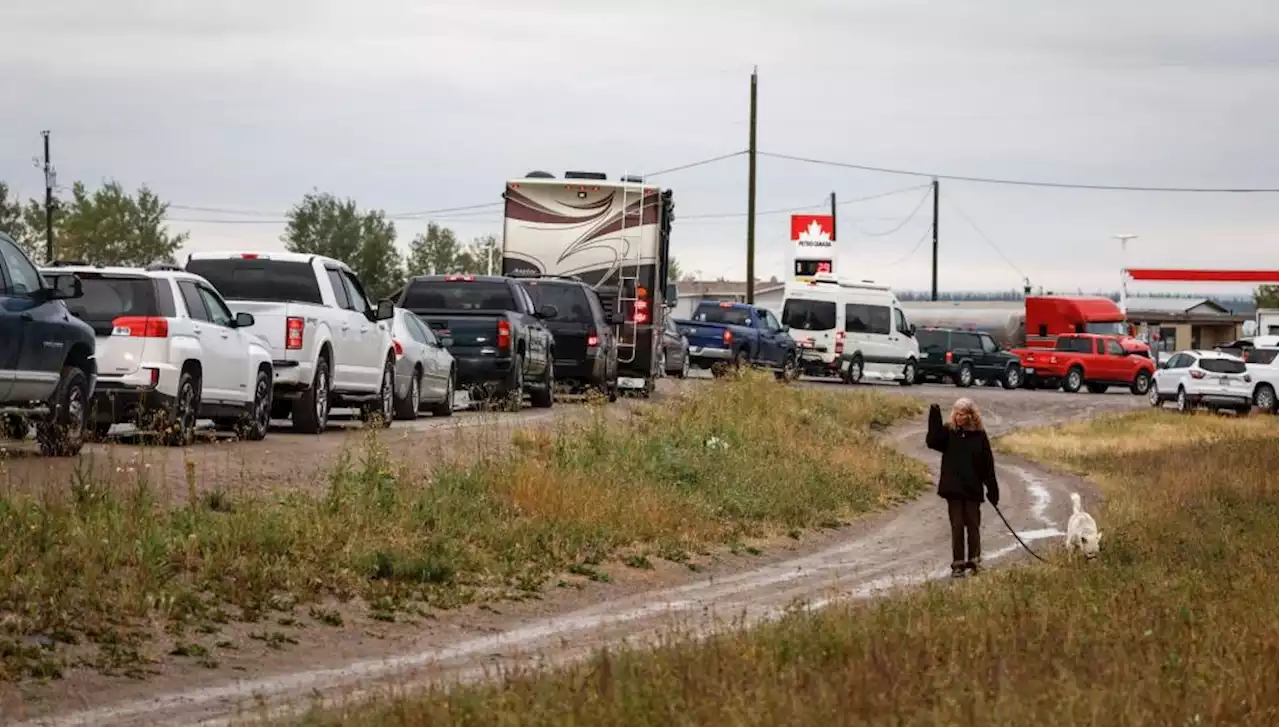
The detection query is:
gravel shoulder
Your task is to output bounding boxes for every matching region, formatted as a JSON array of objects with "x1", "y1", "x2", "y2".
[{"x1": 2, "y1": 381, "x2": 1145, "y2": 727}]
